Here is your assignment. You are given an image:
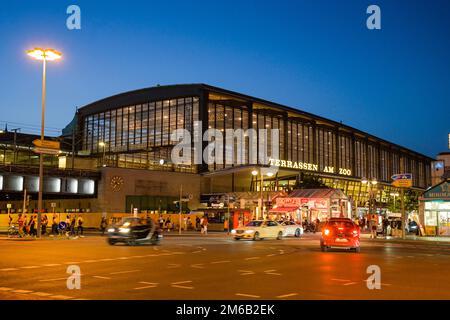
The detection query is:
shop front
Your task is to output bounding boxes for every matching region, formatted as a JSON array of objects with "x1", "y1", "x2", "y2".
[
  {"x1": 271, "y1": 188, "x2": 351, "y2": 222},
  {"x1": 420, "y1": 180, "x2": 450, "y2": 236}
]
